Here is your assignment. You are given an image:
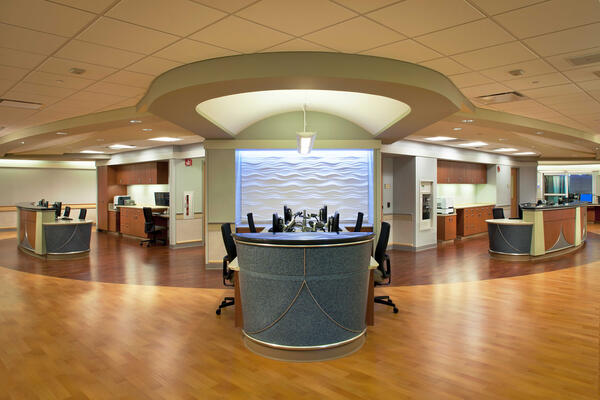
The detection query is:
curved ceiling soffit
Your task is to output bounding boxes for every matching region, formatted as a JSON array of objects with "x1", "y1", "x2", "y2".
[{"x1": 137, "y1": 52, "x2": 474, "y2": 144}]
